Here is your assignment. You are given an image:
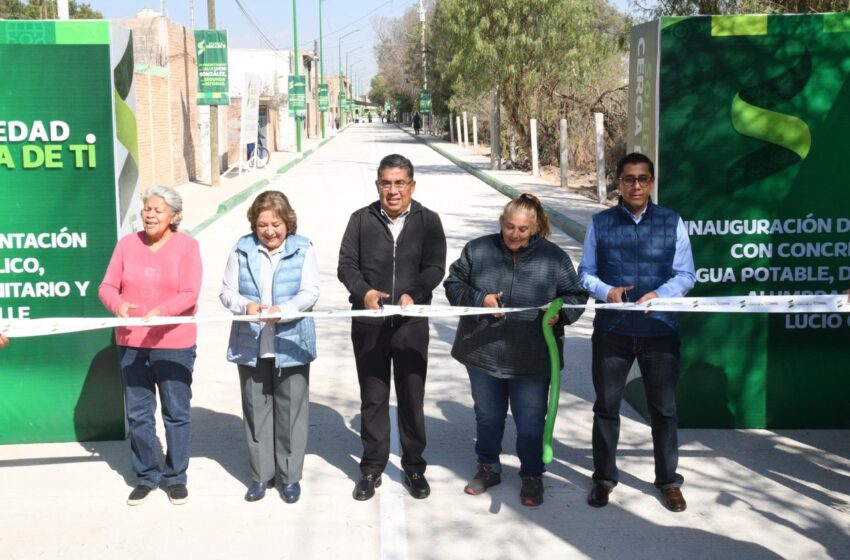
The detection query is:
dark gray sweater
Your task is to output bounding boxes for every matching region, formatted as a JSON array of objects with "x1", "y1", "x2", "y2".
[{"x1": 444, "y1": 233, "x2": 587, "y2": 378}]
